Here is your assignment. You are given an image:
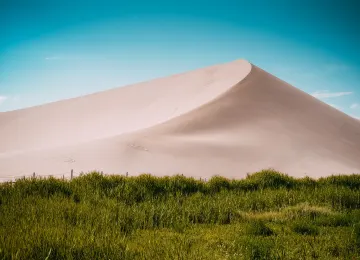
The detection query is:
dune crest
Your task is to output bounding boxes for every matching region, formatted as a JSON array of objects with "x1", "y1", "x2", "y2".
[
  {"x1": 0, "y1": 59, "x2": 251, "y2": 154},
  {"x1": 1, "y1": 59, "x2": 360, "y2": 180}
]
